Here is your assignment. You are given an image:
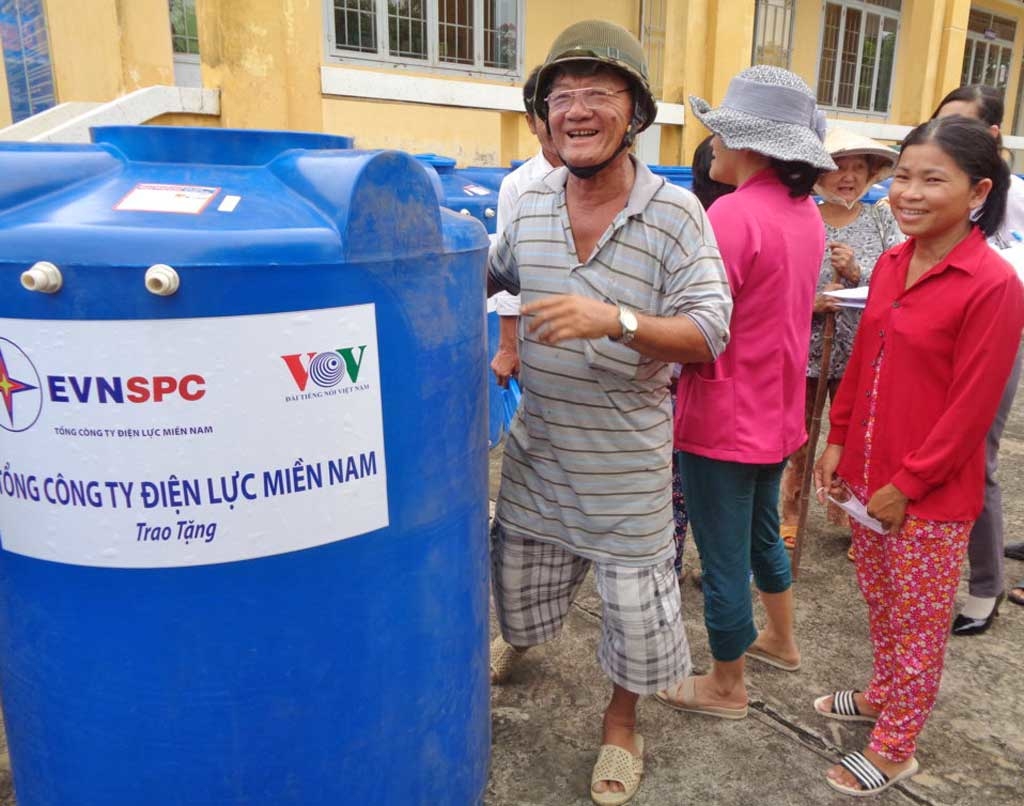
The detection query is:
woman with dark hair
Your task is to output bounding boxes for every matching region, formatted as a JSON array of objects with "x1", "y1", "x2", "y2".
[
  {"x1": 691, "y1": 134, "x2": 735, "y2": 210},
  {"x1": 929, "y1": 84, "x2": 1024, "y2": 634},
  {"x1": 779, "y1": 128, "x2": 901, "y2": 552},
  {"x1": 813, "y1": 116, "x2": 1024, "y2": 796},
  {"x1": 657, "y1": 66, "x2": 835, "y2": 719}
]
